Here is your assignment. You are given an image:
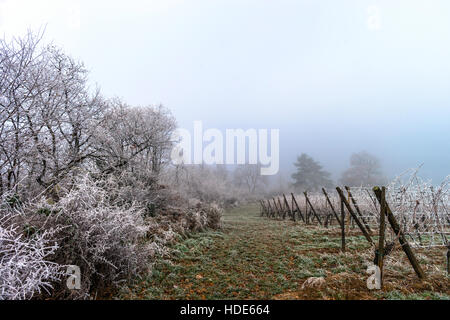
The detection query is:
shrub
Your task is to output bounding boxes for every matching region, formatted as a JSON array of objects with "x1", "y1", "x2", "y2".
[
  {"x1": 0, "y1": 208, "x2": 63, "y2": 300},
  {"x1": 40, "y1": 174, "x2": 153, "y2": 299}
]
